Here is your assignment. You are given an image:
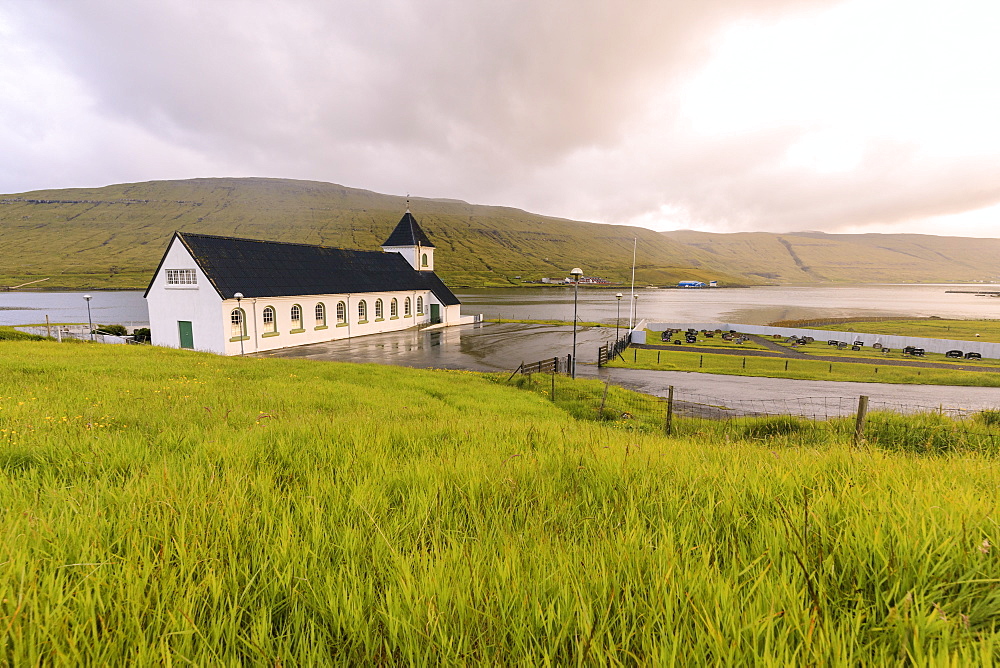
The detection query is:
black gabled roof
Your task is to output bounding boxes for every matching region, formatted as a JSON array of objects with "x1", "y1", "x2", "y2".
[
  {"x1": 381, "y1": 211, "x2": 434, "y2": 248},
  {"x1": 145, "y1": 232, "x2": 459, "y2": 306}
]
